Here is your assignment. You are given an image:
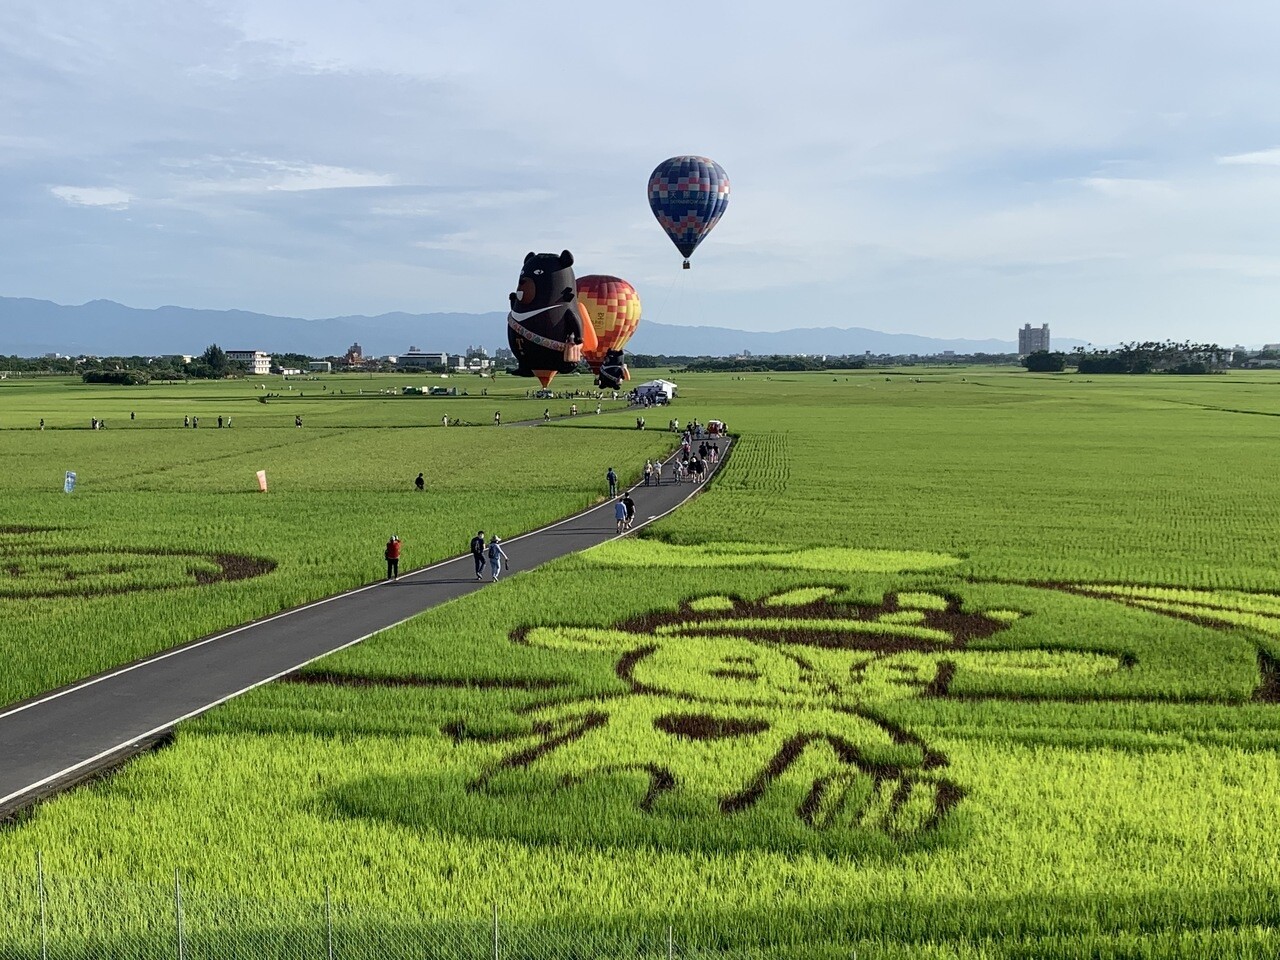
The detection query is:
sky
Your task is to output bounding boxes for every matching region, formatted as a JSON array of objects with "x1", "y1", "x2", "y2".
[{"x1": 4, "y1": 1, "x2": 1280, "y2": 345}]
